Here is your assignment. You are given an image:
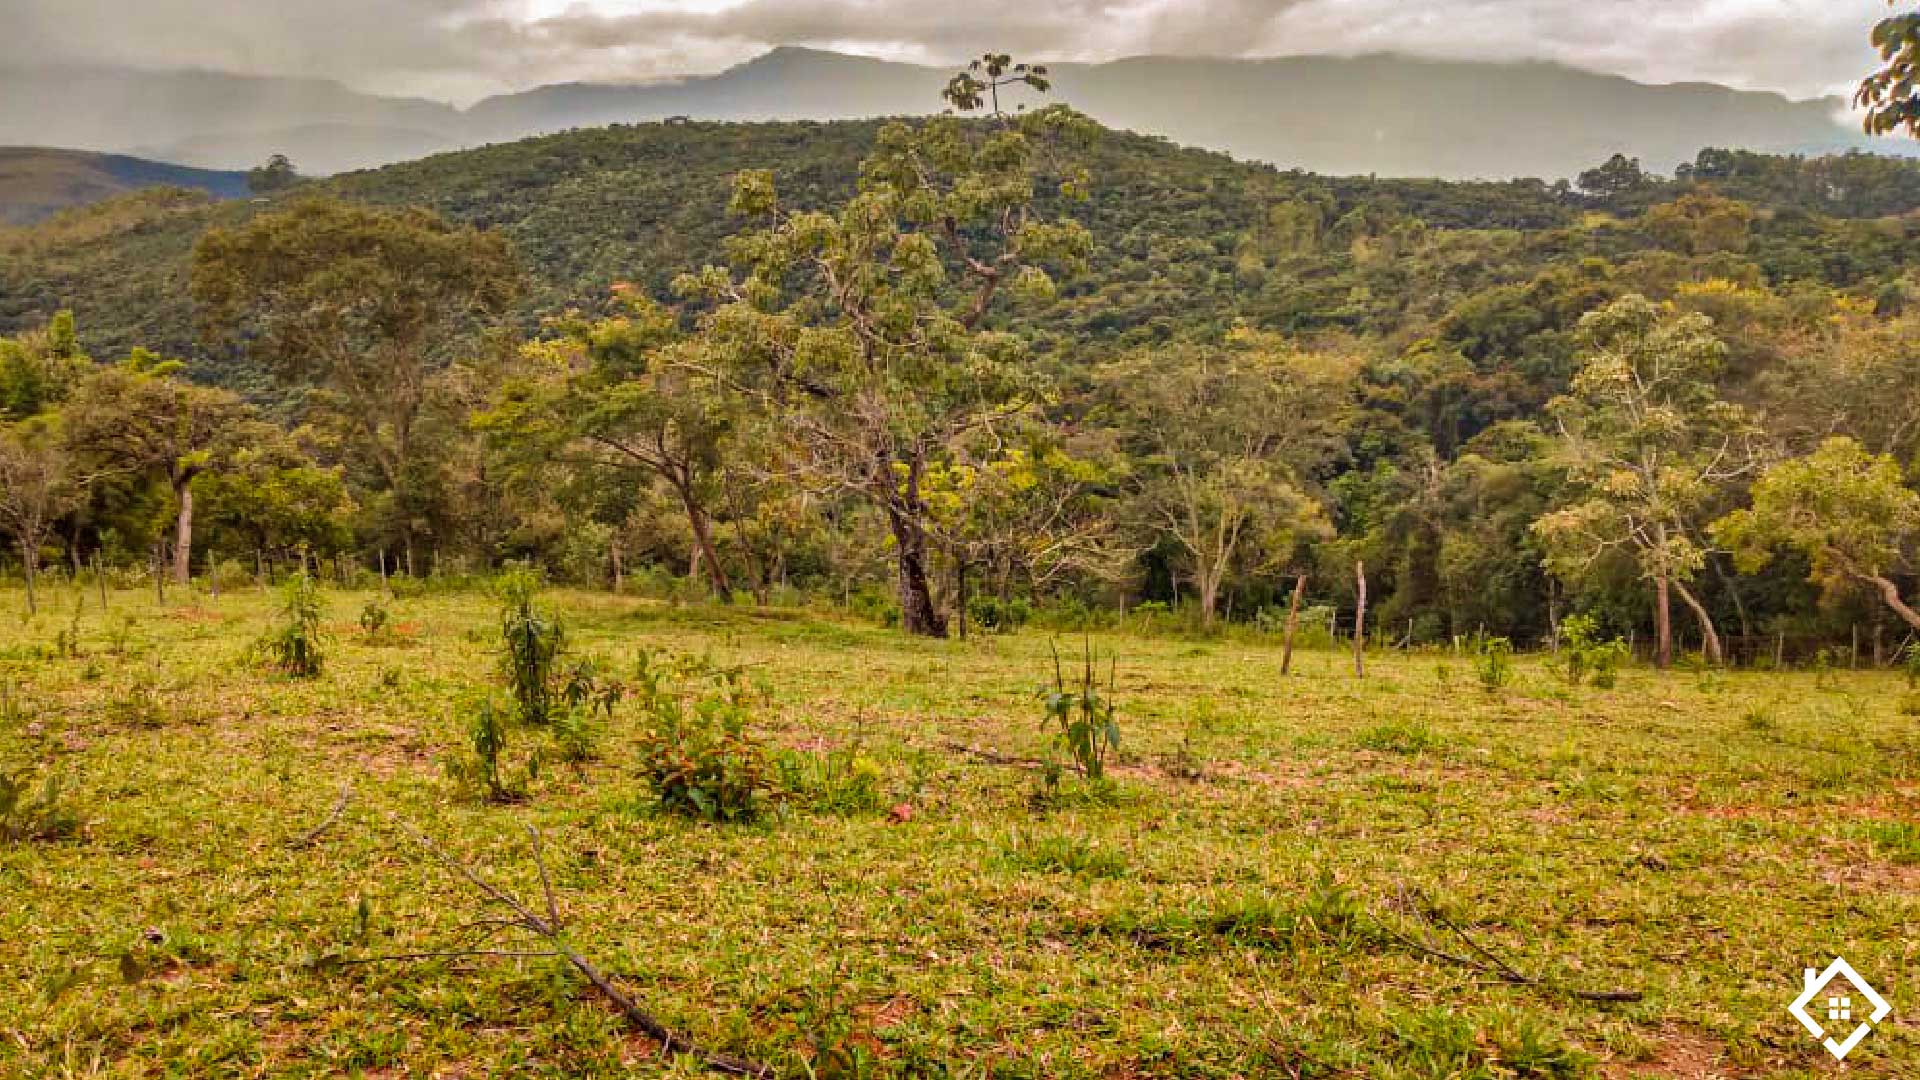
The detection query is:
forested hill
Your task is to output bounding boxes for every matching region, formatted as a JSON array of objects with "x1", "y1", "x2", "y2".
[
  {"x1": 0, "y1": 147, "x2": 249, "y2": 225},
  {"x1": 6, "y1": 118, "x2": 1920, "y2": 403}
]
